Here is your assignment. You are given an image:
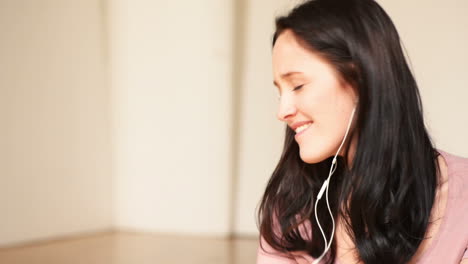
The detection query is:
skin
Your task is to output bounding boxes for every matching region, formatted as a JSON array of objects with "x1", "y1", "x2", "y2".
[
  {"x1": 272, "y1": 29, "x2": 452, "y2": 264},
  {"x1": 272, "y1": 29, "x2": 358, "y2": 166}
]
